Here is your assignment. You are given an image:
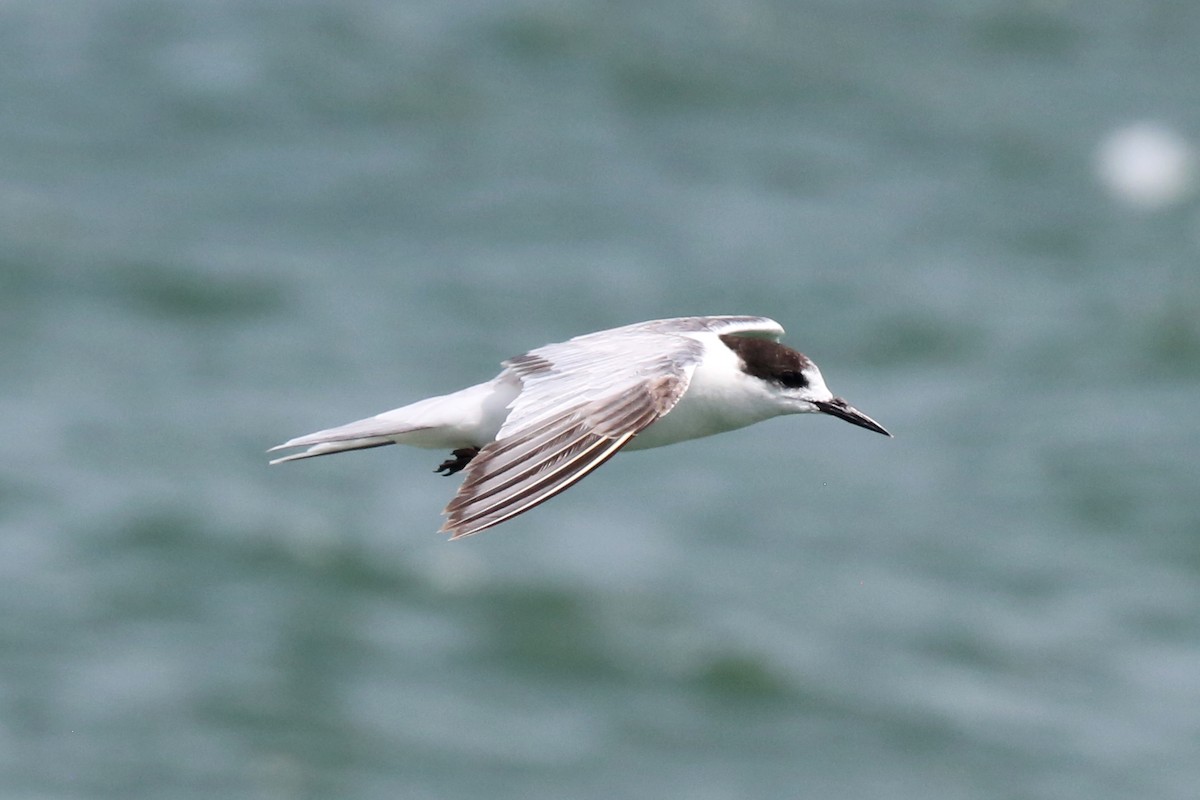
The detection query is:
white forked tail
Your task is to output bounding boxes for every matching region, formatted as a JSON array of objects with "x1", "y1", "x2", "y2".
[
  {"x1": 267, "y1": 417, "x2": 430, "y2": 464},
  {"x1": 269, "y1": 377, "x2": 516, "y2": 465}
]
